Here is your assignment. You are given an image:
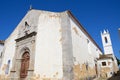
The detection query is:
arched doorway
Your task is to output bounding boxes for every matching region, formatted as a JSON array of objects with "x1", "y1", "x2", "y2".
[{"x1": 20, "y1": 51, "x2": 30, "y2": 78}]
